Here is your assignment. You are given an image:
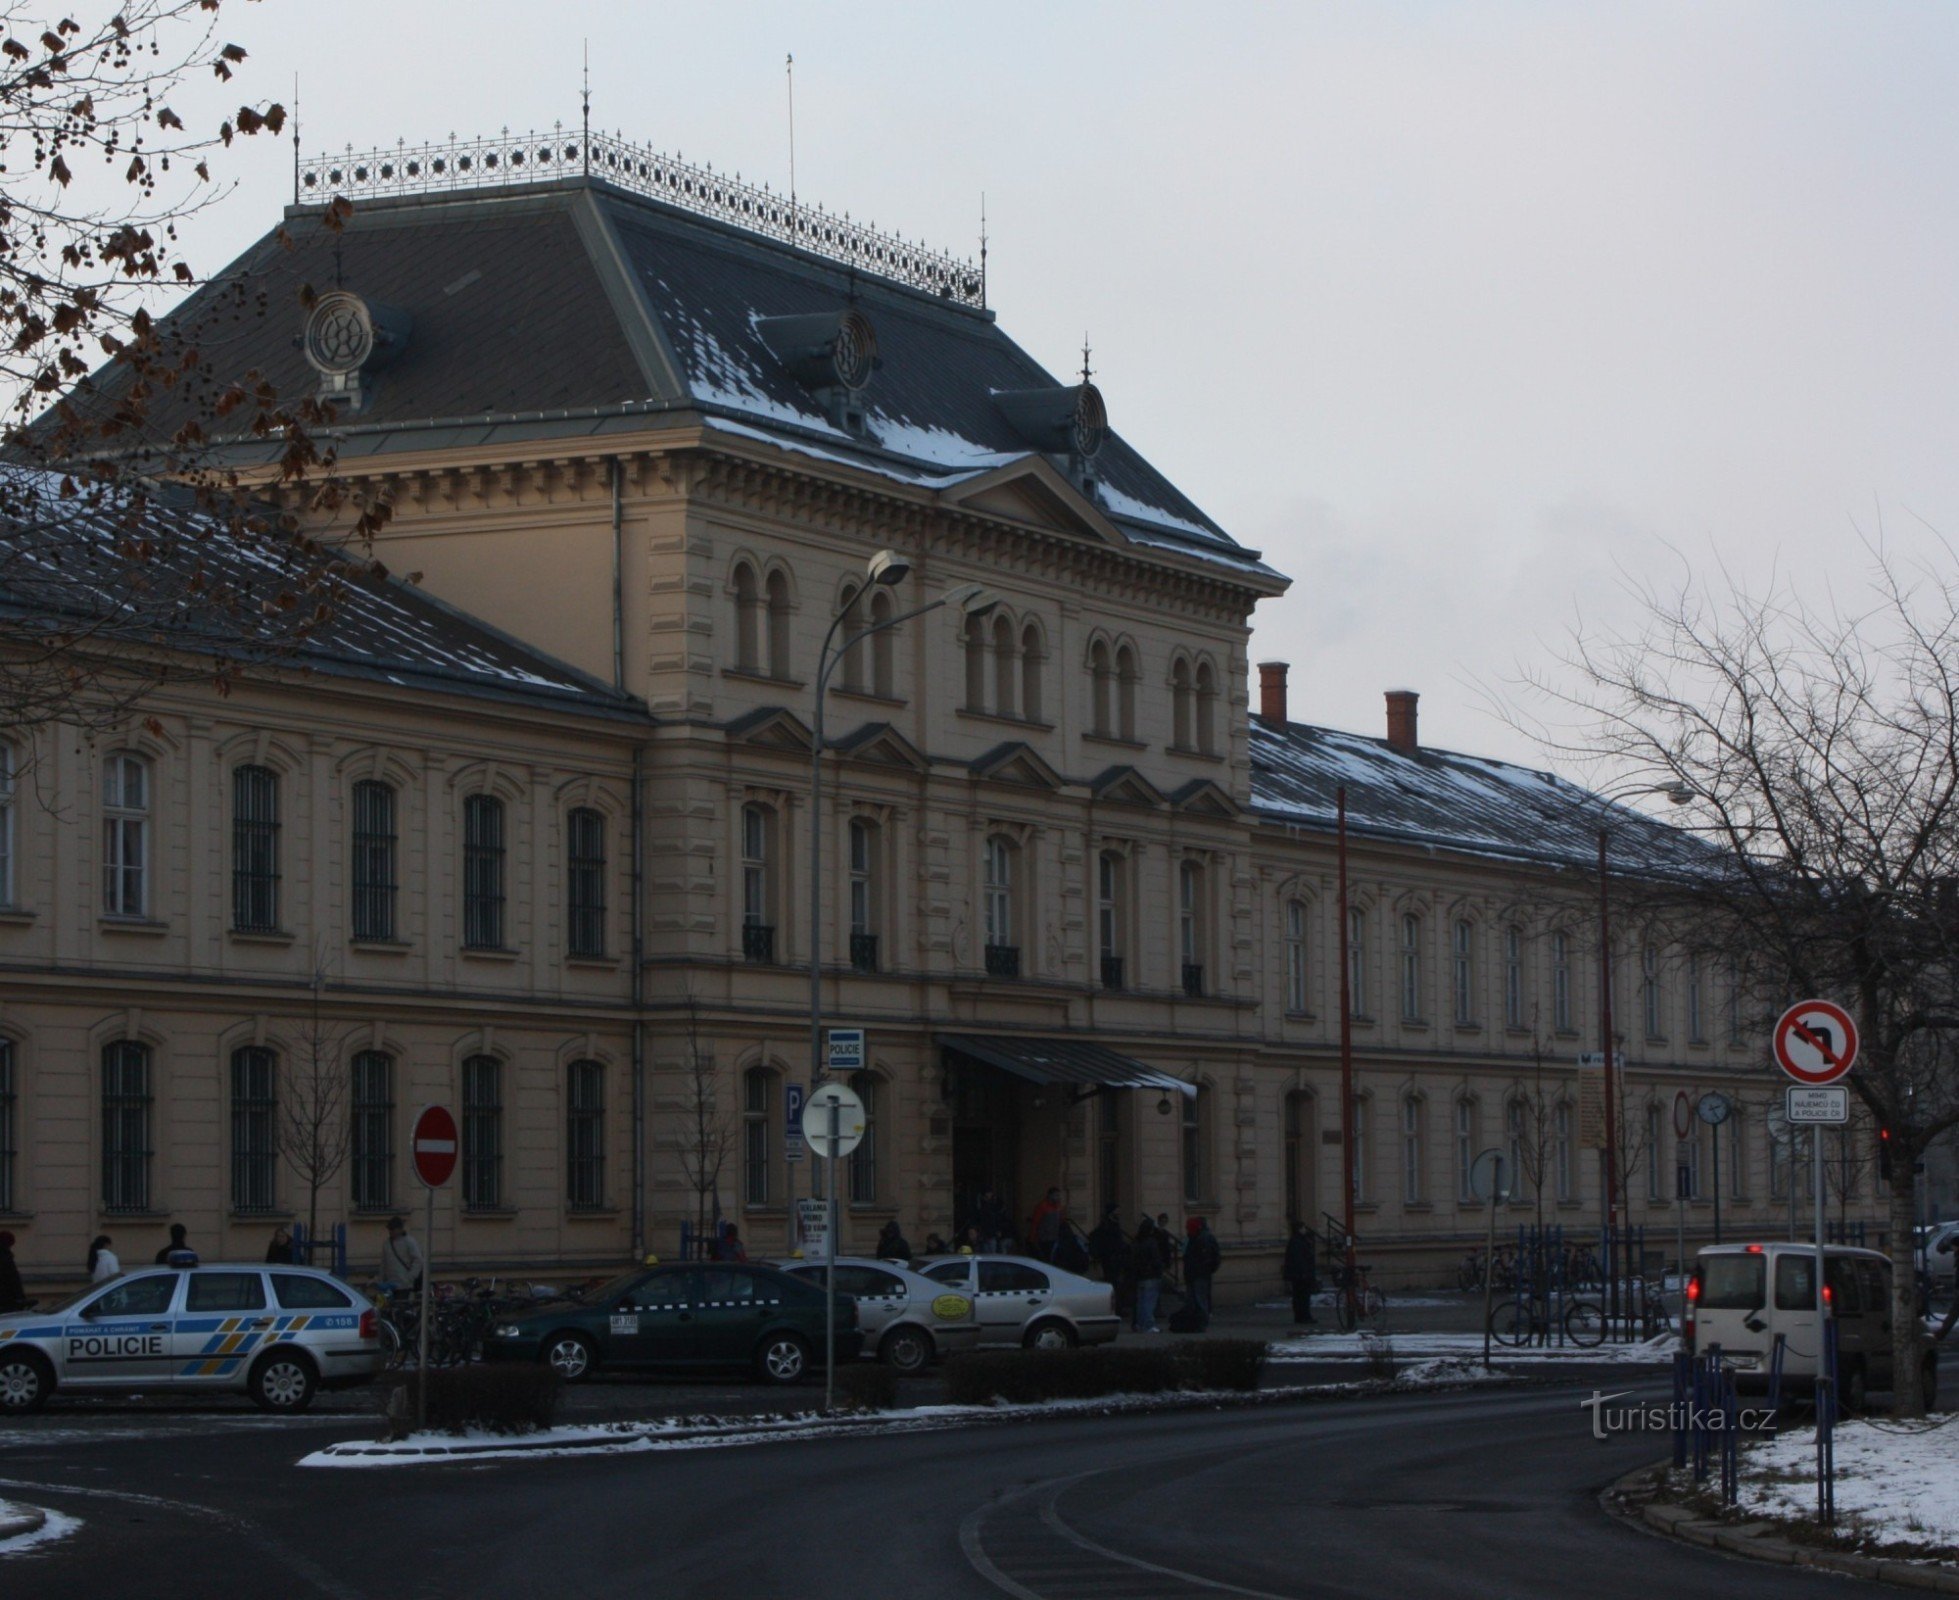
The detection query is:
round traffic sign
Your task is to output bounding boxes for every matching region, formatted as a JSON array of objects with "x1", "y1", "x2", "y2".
[
  {"x1": 801, "y1": 1082, "x2": 866, "y2": 1158},
  {"x1": 411, "y1": 1104, "x2": 458, "y2": 1188},
  {"x1": 1697, "y1": 1091, "x2": 1732, "y2": 1127},
  {"x1": 1673, "y1": 1090, "x2": 1693, "y2": 1141},
  {"x1": 1773, "y1": 999, "x2": 1859, "y2": 1086},
  {"x1": 1468, "y1": 1148, "x2": 1511, "y2": 1204}
]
